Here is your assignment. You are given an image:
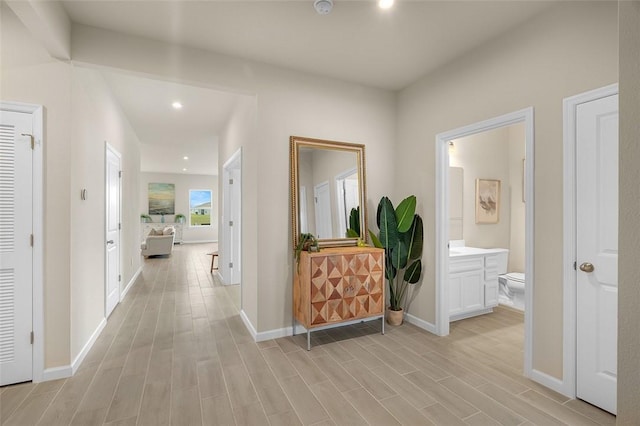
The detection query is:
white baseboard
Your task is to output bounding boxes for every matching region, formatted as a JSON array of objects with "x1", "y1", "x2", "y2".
[
  {"x1": 121, "y1": 266, "x2": 141, "y2": 301},
  {"x1": 404, "y1": 313, "x2": 437, "y2": 334},
  {"x1": 529, "y1": 368, "x2": 573, "y2": 398},
  {"x1": 71, "y1": 317, "x2": 107, "y2": 375},
  {"x1": 239, "y1": 310, "x2": 258, "y2": 341},
  {"x1": 256, "y1": 326, "x2": 291, "y2": 342},
  {"x1": 182, "y1": 239, "x2": 218, "y2": 244},
  {"x1": 42, "y1": 365, "x2": 73, "y2": 382},
  {"x1": 449, "y1": 308, "x2": 493, "y2": 322}
]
